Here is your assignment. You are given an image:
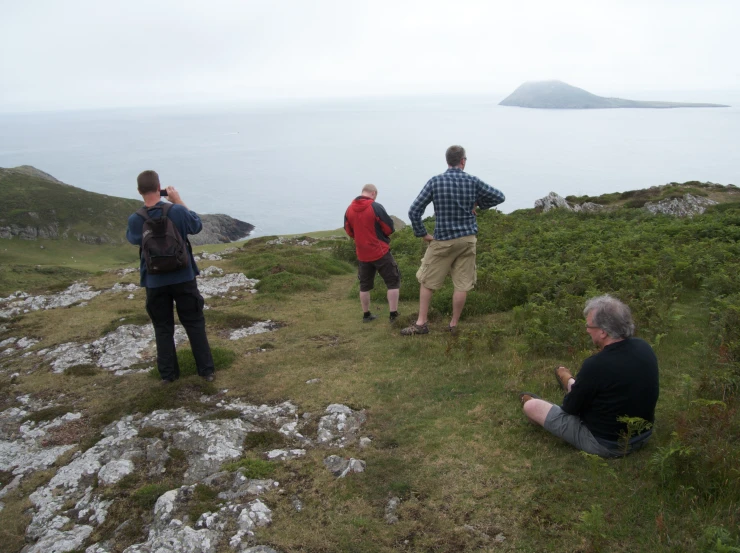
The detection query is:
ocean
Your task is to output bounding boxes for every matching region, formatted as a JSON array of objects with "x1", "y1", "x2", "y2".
[{"x1": 1, "y1": 92, "x2": 738, "y2": 237}]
